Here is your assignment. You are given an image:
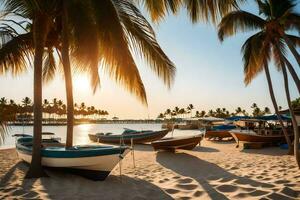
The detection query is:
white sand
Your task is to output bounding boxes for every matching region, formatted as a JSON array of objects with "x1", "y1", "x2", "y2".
[{"x1": 0, "y1": 140, "x2": 300, "y2": 199}]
